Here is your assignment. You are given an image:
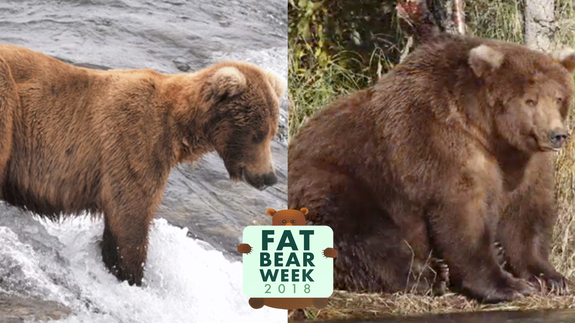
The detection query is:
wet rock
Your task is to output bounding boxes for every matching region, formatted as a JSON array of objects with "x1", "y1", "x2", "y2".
[
  {"x1": 173, "y1": 57, "x2": 191, "y2": 72},
  {"x1": 0, "y1": 294, "x2": 71, "y2": 322}
]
